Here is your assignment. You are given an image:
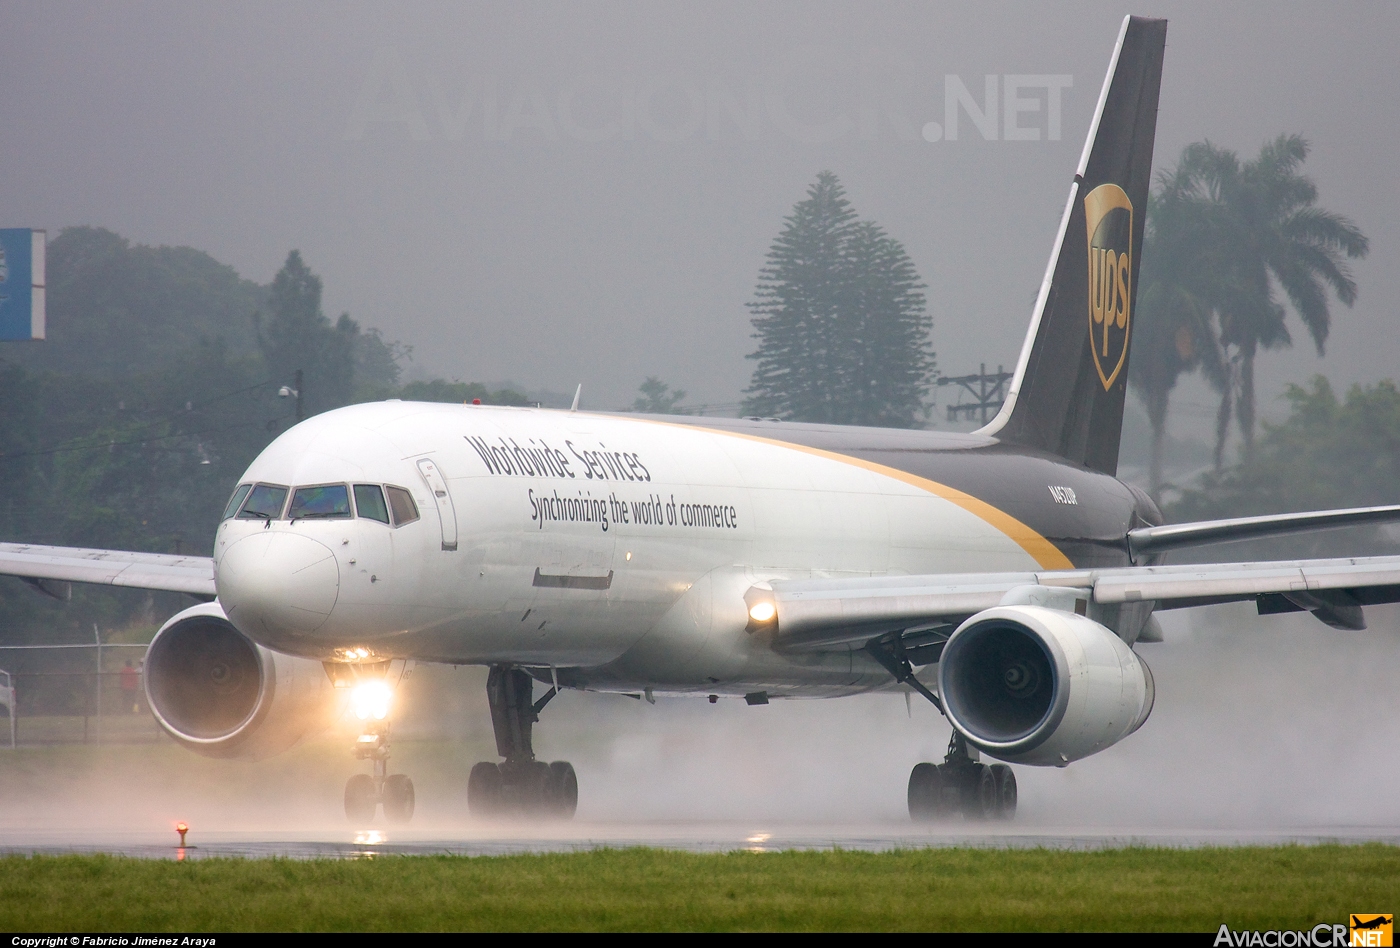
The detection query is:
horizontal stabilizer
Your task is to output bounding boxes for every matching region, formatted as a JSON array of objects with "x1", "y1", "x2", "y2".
[{"x1": 1127, "y1": 504, "x2": 1400, "y2": 559}]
